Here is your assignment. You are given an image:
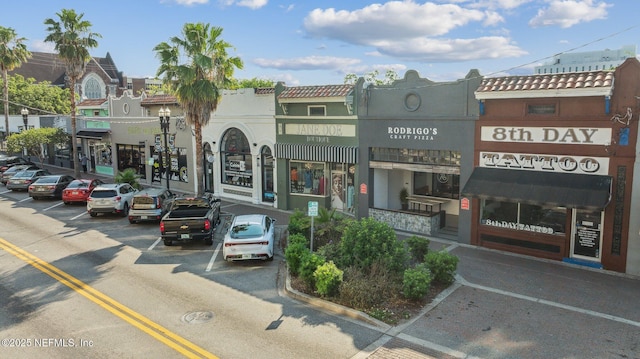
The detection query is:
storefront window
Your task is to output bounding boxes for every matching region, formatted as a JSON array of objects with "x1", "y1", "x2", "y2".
[
  {"x1": 96, "y1": 144, "x2": 112, "y2": 166},
  {"x1": 152, "y1": 146, "x2": 189, "y2": 183},
  {"x1": 221, "y1": 128, "x2": 252, "y2": 187},
  {"x1": 413, "y1": 172, "x2": 460, "y2": 199},
  {"x1": 481, "y1": 199, "x2": 566, "y2": 235},
  {"x1": 290, "y1": 161, "x2": 326, "y2": 195},
  {"x1": 116, "y1": 144, "x2": 146, "y2": 179},
  {"x1": 371, "y1": 147, "x2": 461, "y2": 167}
]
